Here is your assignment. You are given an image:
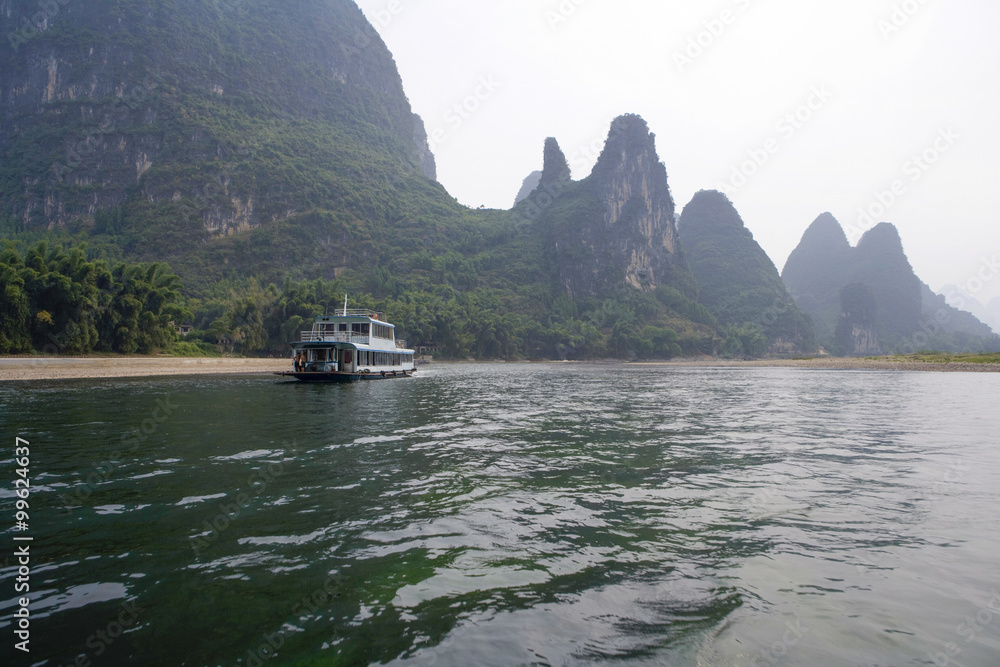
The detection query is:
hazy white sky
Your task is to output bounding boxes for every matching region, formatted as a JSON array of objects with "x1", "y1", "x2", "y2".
[{"x1": 356, "y1": 0, "x2": 1000, "y2": 304}]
